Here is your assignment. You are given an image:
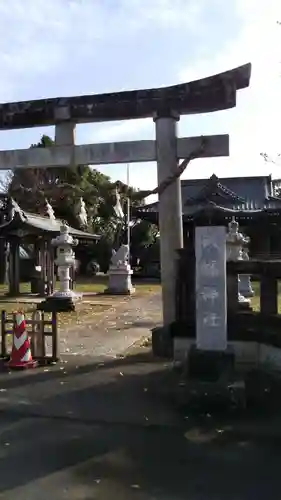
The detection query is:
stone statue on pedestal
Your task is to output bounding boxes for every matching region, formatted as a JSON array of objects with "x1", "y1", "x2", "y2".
[
  {"x1": 226, "y1": 218, "x2": 249, "y2": 261},
  {"x1": 105, "y1": 244, "x2": 134, "y2": 295},
  {"x1": 110, "y1": 244, "x2": 129, "y2": 268}
]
